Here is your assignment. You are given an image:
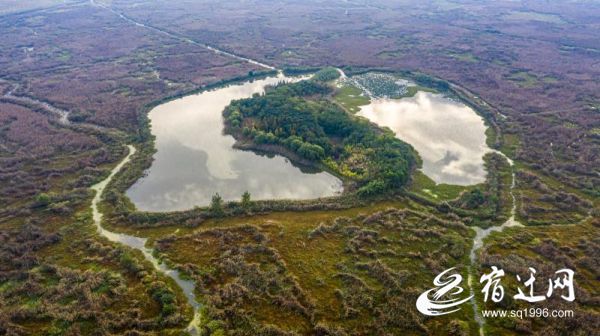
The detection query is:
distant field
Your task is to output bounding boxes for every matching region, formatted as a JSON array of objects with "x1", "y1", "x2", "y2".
[
  {"x1": 503, "y1": 10, "x2": 567, "y2": 24},
  {"x1": 0, "y1": 0, "x2": 598, "y2": 335},
  {"x1": 0, "y1": 0, "x2": 73, "y2": 15}
]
